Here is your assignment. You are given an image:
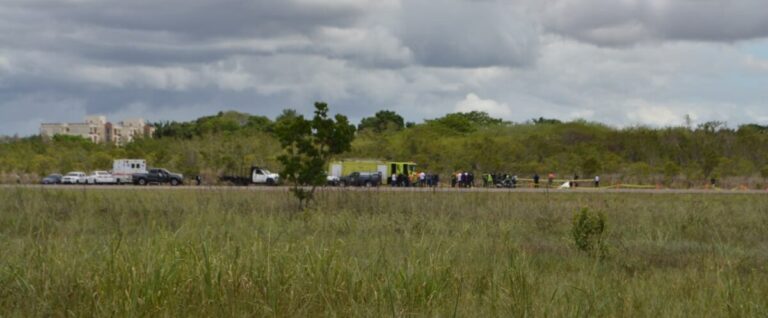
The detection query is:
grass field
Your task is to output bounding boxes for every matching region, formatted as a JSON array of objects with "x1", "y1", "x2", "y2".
[{"x1": 1, "y1": 188, "x2": 767, "y2": 317}]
